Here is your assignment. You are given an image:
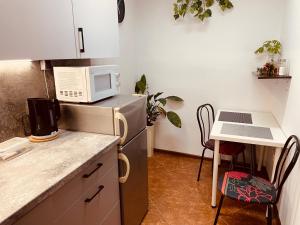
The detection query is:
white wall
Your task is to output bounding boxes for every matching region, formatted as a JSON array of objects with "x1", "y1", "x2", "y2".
[
  {"x1": 132, "y1": 0, "x2": 285, "y2": 156},
  {"x1": 268, "y1": 0, "x2": 300, "y2": 224},
  {"x1": 117, "y1": 0, "x2": 138, "y2": 94}
]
